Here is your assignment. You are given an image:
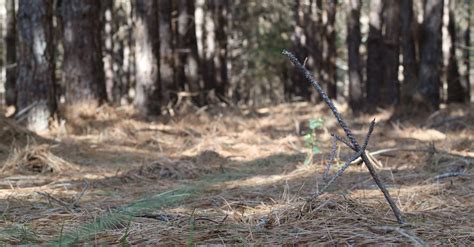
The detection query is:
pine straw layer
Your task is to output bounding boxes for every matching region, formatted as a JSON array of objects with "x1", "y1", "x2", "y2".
[
  {"x1": 0, "y1": 102, "x2": 473, "y2": 245},
  {"x1": 1, "y1": 144, "x2": 79, "y2": 175}
]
